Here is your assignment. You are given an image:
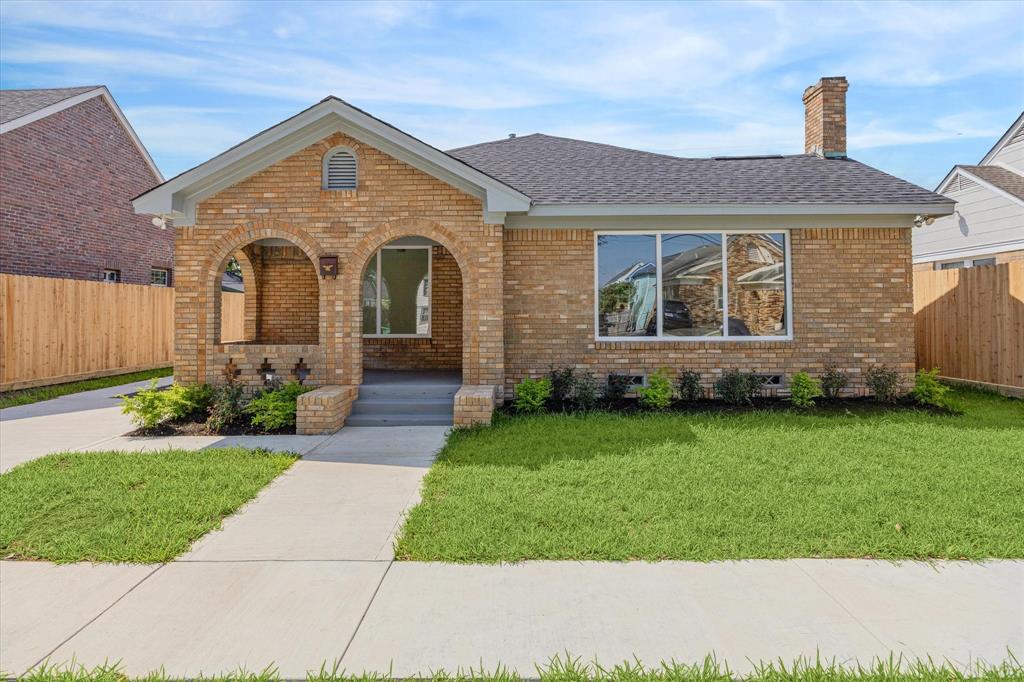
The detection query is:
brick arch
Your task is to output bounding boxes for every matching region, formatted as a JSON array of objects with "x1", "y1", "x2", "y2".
[
  {"x1": 338, "y1": 218, "x2": 481, "y2": 385},
  {"x1": 198, "y1": 220, "x2": 331, "y2": 382}
]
